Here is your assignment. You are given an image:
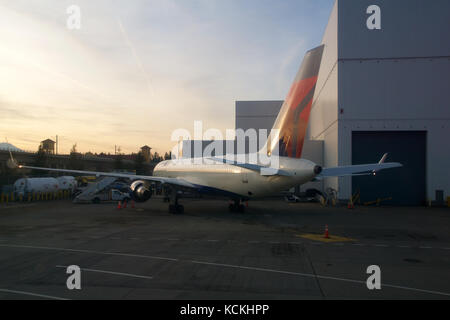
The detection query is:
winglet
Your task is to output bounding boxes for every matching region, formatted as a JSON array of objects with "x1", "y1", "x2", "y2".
[
  {"x1": 373, "y1": 153, "x2": 389, "y2": 175},
  {"x1": 378, "y1": 153, "x2": 388, "y2": 164}
]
